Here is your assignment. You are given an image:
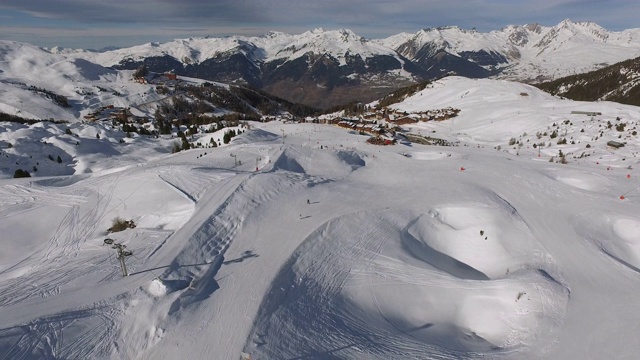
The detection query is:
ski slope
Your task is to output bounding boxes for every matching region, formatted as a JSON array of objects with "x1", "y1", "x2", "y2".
[{"x1": 1, "y1": 79, "x2": 640, "y2": 359}]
